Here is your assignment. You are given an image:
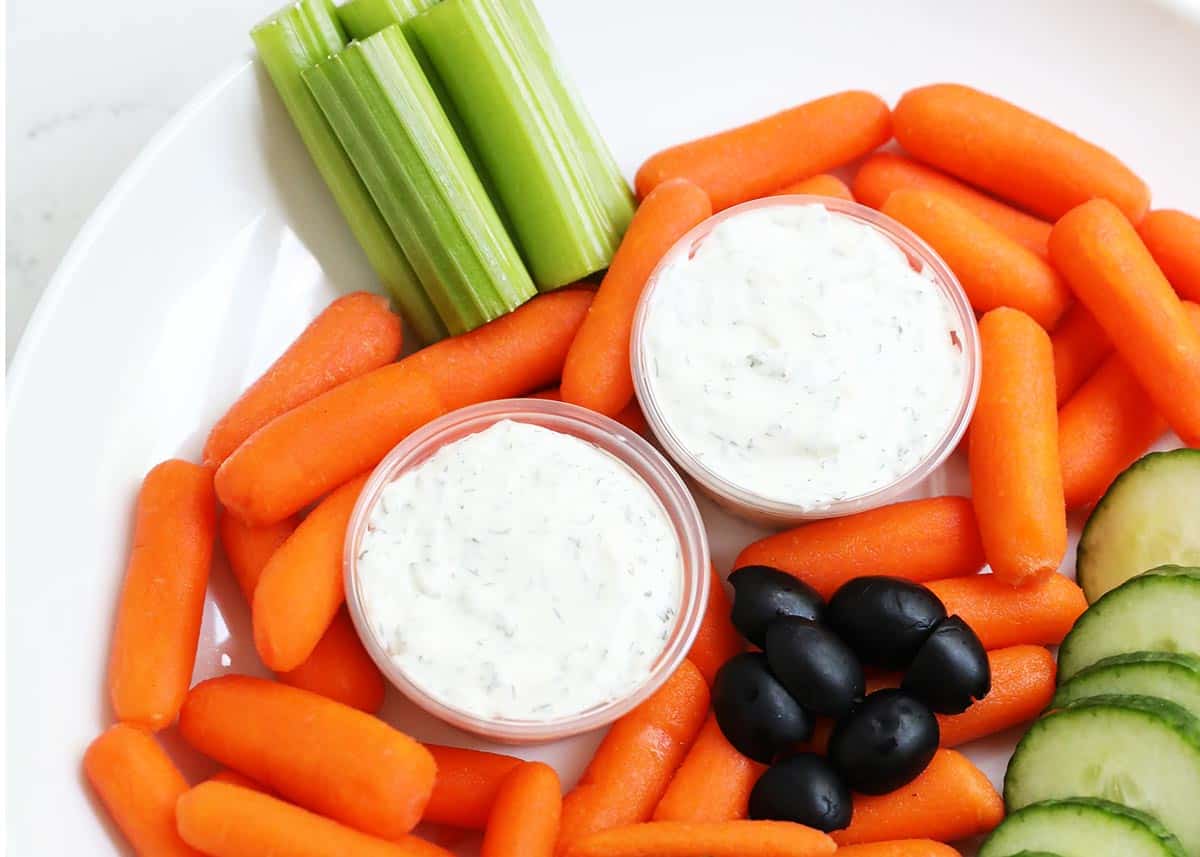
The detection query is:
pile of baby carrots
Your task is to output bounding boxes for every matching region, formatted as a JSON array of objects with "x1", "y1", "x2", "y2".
[{"x1": 87, "y1": 80, "x2": 1199, "y2": 857}]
